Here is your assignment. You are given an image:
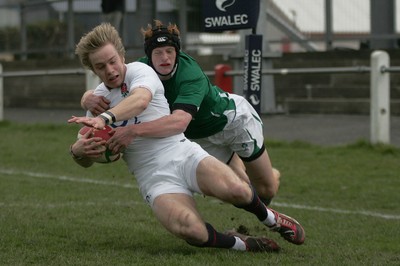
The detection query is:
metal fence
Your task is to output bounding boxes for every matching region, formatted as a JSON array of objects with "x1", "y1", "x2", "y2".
[
  {"x1": 0, "y1": 50, "x2": 395, "y2": 145},
  {"x1": 0, "y1": 0, "x2": 104, "y2": 60}
]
